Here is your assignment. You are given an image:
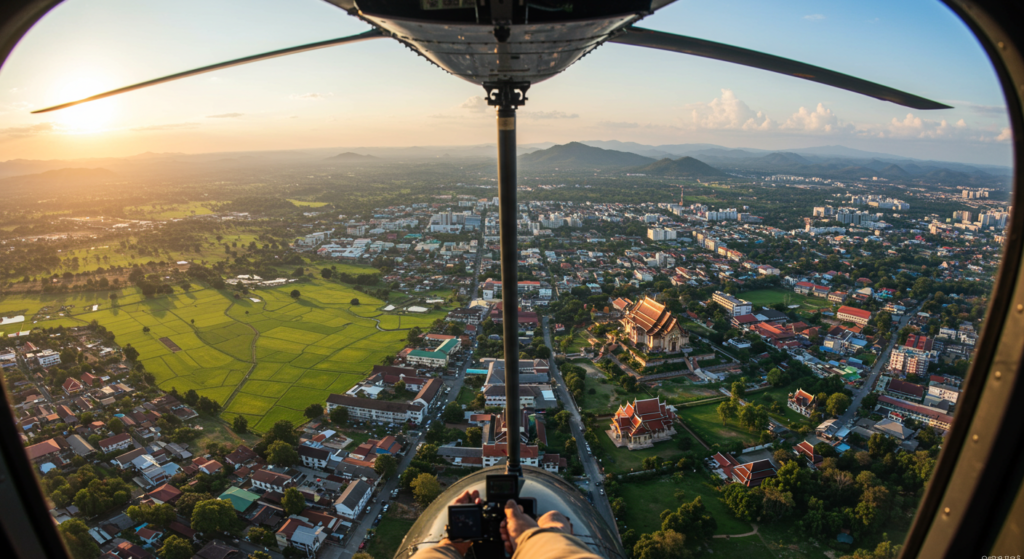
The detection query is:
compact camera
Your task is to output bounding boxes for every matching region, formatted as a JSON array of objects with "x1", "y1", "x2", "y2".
[{"x1": 446, "y1": 474, "x2": 537, "y2": 551}]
